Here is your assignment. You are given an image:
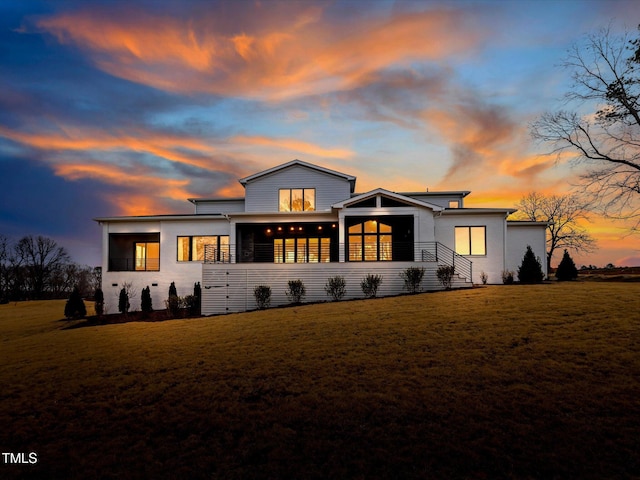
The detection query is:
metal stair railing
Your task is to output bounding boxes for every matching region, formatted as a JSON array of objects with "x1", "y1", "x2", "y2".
[{"x1": 420, "y1": 242, "x2": 473, "y2": 283}]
